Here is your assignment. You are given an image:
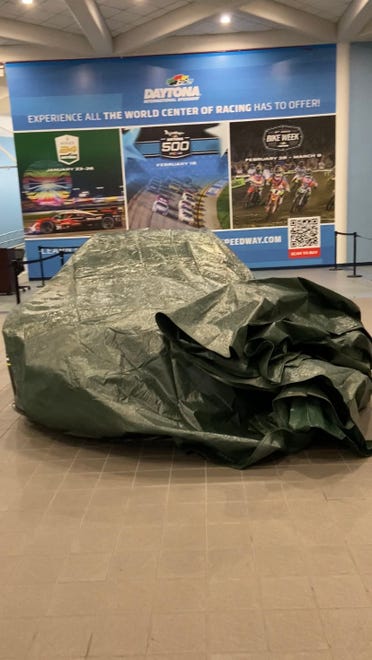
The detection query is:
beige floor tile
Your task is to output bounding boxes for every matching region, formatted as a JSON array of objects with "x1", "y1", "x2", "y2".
[
  {"x1": 247, "y1": 500, "x2": 290, "y2": 521},
  {"x1": 127, "y1": 485, "x2": 168, "y2": 505},
  {"x1": 153, "y1": 577, "x2": 206, "y2": 611},
  {"x1": 70, "y1": 523, "x2": 121, "y2": 554},
  {"x1": 105, "y1": 579, "x2": 155, "y2": 613},
  {"x1": 47, "y1": 581, "x2": 110, "y2": 616},
  {"x1": 207, "y1": 610, "x2": 267, "y2": 653},
  {"x1": 0, "y1": 555, "x2": 18, "y2": 584},
  {"x1": 0, "y1": 530, "x2": 30, "y2": 556},
  {"x1": 244, "y1": 480, "x2": 284, "y2": 500},
  {"x1": 96, "y1": 471, "x2": 135, "y2": 487},
  {"x1": 286, "y1": 500, "x2": 331, "y2": 520},
  {"x1": 269, "y1": 652, "x2": 332, "y2": 659},
  {"x1": 8, "y1": 487, "x2": 55, "y2": 512},
  {"x1": 26, "y1": 527, "x2": 76, "y2": 556},
  {"x1": 46, "y1": 488, "x2": 93, "y2": 514},
  {"x1": 25, "y1": 471, "x2": 70, "y2": 490},
  {"x1": 261, "y1": 576, "x2": 316, "y2": 609},
  {"x1": 264, "y1": 609, "x2": 328, "y2": 652},
  {"x1": 349, "y1": 544, "x2": 372, "y2": 573},
  {"x1": 241, "y1": 466, "x2": 279, "y2": 481},
  {"x1": 304, "y1": 545, "x2": 356, "y2": 575},
  {"x1": 103, "y1": 456, "x2": 139, "y2": 473},
  {"x1": 115, "y1": 525, "x2": 163, "y2": 552},
  {"x1": 283, "y1": 481, "x2": 327, "y2": 501},
  {"x1": 251, "y1": 520, "x2": 299, "y2": 546},
  {"x1": 268, "y1": 651, "x2": 333, "y2": 660},
  {"x1": 33, "y1": 458, "x2": 74, "y2": 475},
  {"x1": 168, "y1": 483, "x2": 206, "y2": 502},
  {"x1": 60, "y1": 471, "x2": 100, "y2": 489},
  {"x1": 0, "y1": 509, "x2": 44, "y2": 531},
  {"x1": 68, "y1": 456, "x2": 106, "y2": 472},
  {"x1": 207, "y1": 523, "x2": 252, "y2": 549},
  {"x1": 209, "y1": 654, "x2": 269, "y2": 660},
  {"x1": 0, "y1": 584, "x2": 54, "y2": 618},
  {"x1": 207, "y1": 577, "x2": 261, "y2": 610},
  {"x1": 323, "y1": 478, "x2": 368, "y2": 500},
  {"x1": 39, "y1": 511, "x2": 83, "y2": 530},
  {"x1": 332, "y1": 650, "x2": 372, "y2": 660},
  {"x1": 344, "y1": 519, "x2": 372, "y2": 544},
  {"x1": 0, "y1": 617, "x2": 37, "y2": 657},
  {"x1": 83, "y1": 502, "x2": 128, "y2": 525},
  {"x1": 167, "y1": 500, "x2": 206, "y2": 524},
  {"x1": 170, "y1": 469, "x2": 206, "y2": 485},
  {"x1": 208, "y1": 548, "x2": 254, "y2": 581},
  {"x1": 58, "y1": 552, "x2": 111, "y2": 582},
  {"x1": 294, "y1": 518, "x2": 346, "y2": 546},
  {"x1": 90, "y1": 612, "x2": 151, "y2": 655},
  {"x1": 109, "y1": 549, "x2": 159, "y2": 580},
  {"x1": 148, "y1": 612, "x2": 206, "y2": 654},
  {"x1": 124, "y1": 499, "x2": 167, "y2": 525},
  {"x1": 206, "y1": 468, "x2": 243, "y2": 483},
  {"x1": 162, "y1": 524, "x2": 207, "y2": 550},
  {"x1": 88, "y1": 486, "x2": 130, "y2": 508},
  {"x1": 253, "y1": 545, "x2": 306, "y2": 577},
  {"x1": 311, "y1": 575, "x2": 370, "y2": 608},
  {"x1": 320, "y1": 607, "x2": 372, "y2": 652},
  {"x1": 207, "y1": 483, "x2": 246, "y2": 502},
  {"x1": 9, "y1": 554, "x2": 63, "y2": 584},
  {"x1": 138, "y1": 457, "x2": 173, "y2": 470},
  {"x1": 158, "y1": 548, "x2": 206, "y2": 578},
  {"x1": 28, "y1": 615, "x2": 93, "y2": 658},
  {"x1": 148, "y1": 654, "x2": 206, "y2": 660},
  {"x1": 207, "y1": 501, "x2": 248, "y2": 524},
  {"x1": 134, "y1": 469, "x2": 170, "y2": 486}
]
